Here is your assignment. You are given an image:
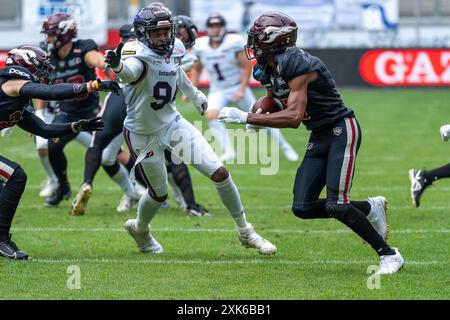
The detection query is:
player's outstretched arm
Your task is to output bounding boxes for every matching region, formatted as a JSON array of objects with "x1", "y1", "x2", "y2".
[
  {"x1": 104, "y1": 42, "x2": 144, "y2": 84},
  {"x1": 2, "y1": 79, "x2": 120, "y2": 100},
  {"x1": 18, "y1": 110, "x2": 104, "y2": 139}
]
